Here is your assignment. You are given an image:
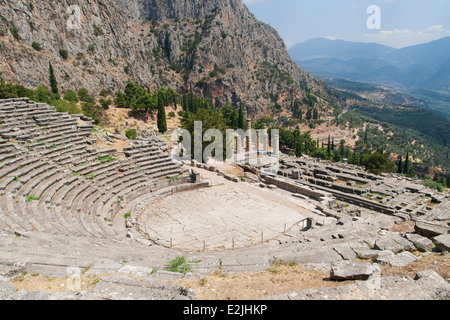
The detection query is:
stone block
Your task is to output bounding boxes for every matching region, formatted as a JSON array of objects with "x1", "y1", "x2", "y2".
[
  {"x1": 415, "y1": 220, "x2": 449, "y2": 238},
  {"x1": 330, "y1": 260, "x2": 380, "y2": 281},
  {"x1": 433, "y1": 234, "x2": 450, "y2": 252},
  {"x1": 405, "y1": 233, "x2": 434, "y2": 252}
]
